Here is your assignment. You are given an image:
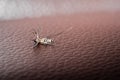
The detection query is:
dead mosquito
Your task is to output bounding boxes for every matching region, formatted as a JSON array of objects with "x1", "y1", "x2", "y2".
[{"x1": 32, "y1": 27, "x2": 72, "y2": 48}]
